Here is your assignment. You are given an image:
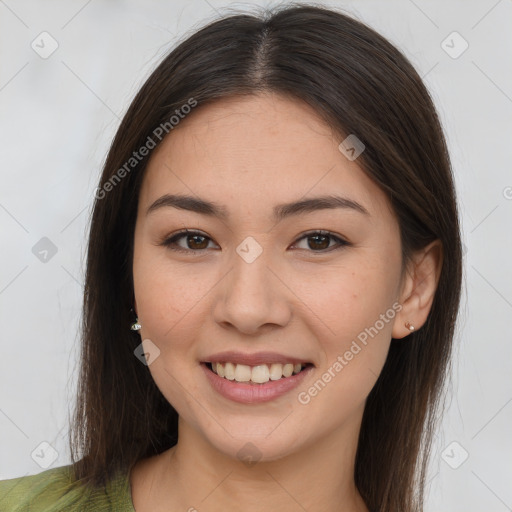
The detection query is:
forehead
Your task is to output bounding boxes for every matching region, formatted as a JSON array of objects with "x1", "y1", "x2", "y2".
[{"x1": 139, "y1": 93, "x2": 394, "y2": 223}]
